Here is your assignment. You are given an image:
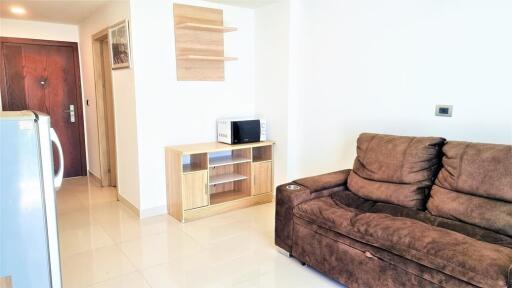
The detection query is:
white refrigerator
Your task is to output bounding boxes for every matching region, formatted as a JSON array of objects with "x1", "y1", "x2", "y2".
[{"x1": 0, "y1": 111, "x2": 64, "y2": 288}]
